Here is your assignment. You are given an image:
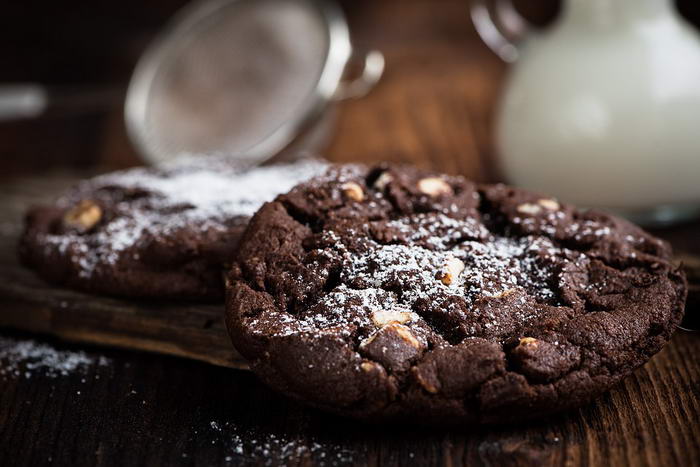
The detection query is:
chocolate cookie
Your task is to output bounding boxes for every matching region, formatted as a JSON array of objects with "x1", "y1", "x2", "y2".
[
  {"x1": 20, "y1": 156, "x2": 327, "y2": 300},
  {"x1": 225, "y1": 164, "x2": 687, "y2": 424}
]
